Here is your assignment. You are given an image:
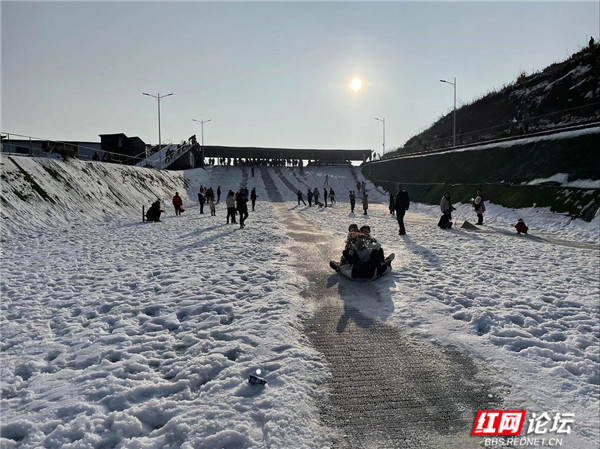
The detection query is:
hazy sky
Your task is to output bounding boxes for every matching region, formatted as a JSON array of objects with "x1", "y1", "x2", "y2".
[{"x1": 2, "y1": 1, "x2": 598, "y2": 154}]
